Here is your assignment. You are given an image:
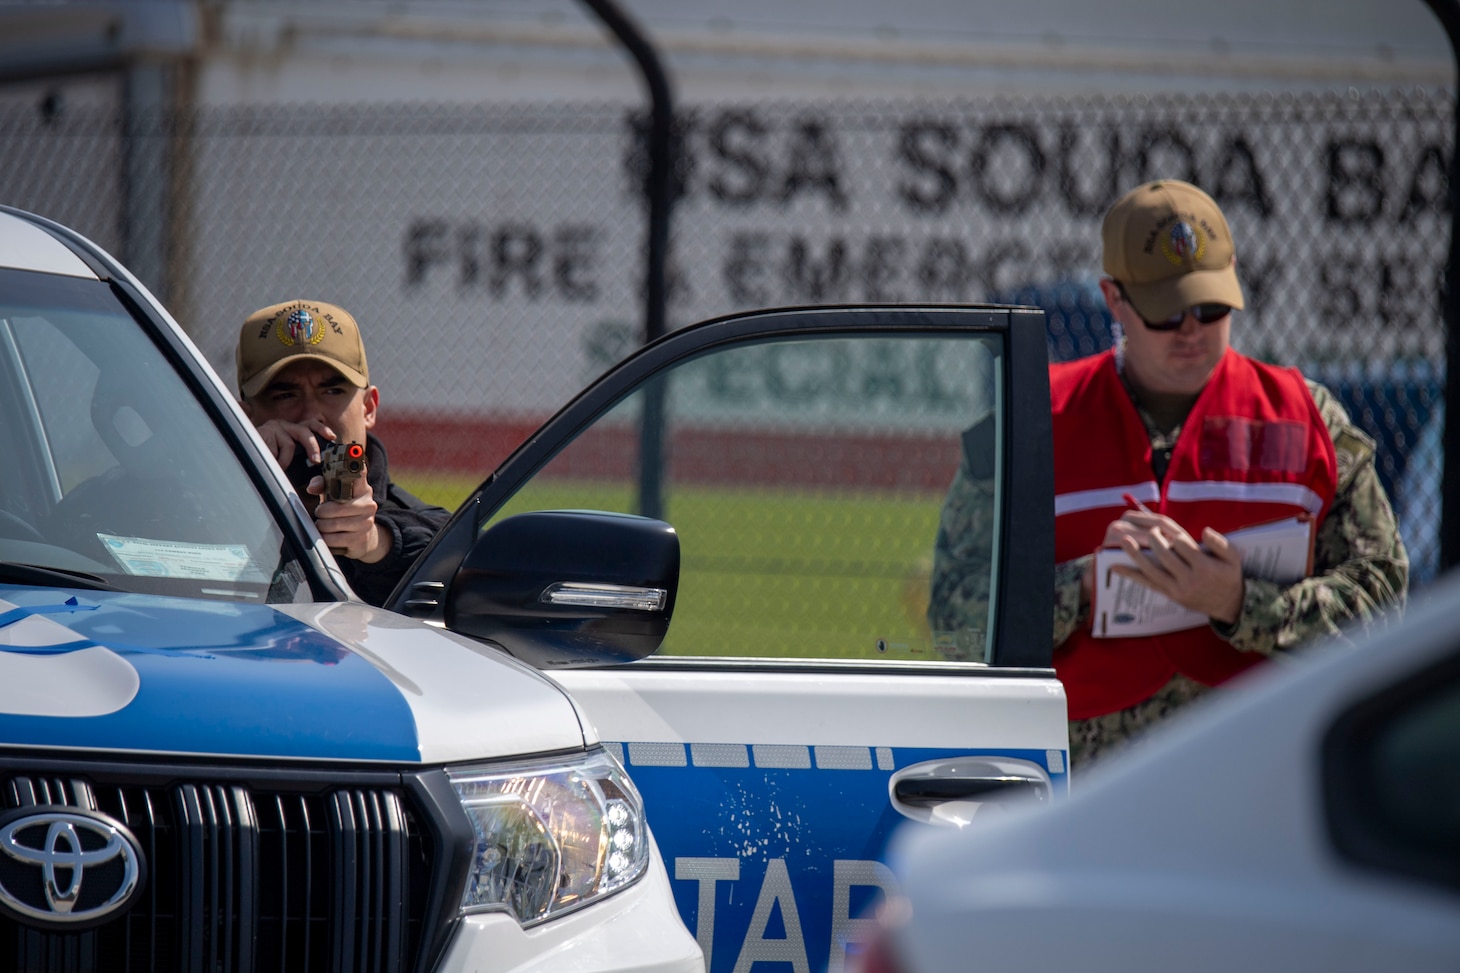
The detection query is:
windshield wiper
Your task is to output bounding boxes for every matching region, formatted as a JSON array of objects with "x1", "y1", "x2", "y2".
[{"x1": 0, "y1": 561, "x2": 122, "y2": 592}]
